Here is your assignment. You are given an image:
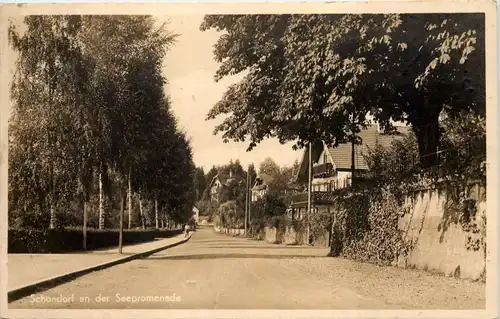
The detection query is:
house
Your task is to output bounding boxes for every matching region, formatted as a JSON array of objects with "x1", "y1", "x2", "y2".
[
  {"x1": 251, "y1": 173, "x2": 274, "y2": 202},
  {"x1": 289, "y1": 123, "x2": 410, "y2": 220},
  {"x1": 209, "y1": 176, "x2": 223, "y2": 202},
  {"x1": 208, "y1": 170, "x2": 237, "y2": 202},
  {"x1": 192, "y1": 206, "x2": 200, "y2": 224}
]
